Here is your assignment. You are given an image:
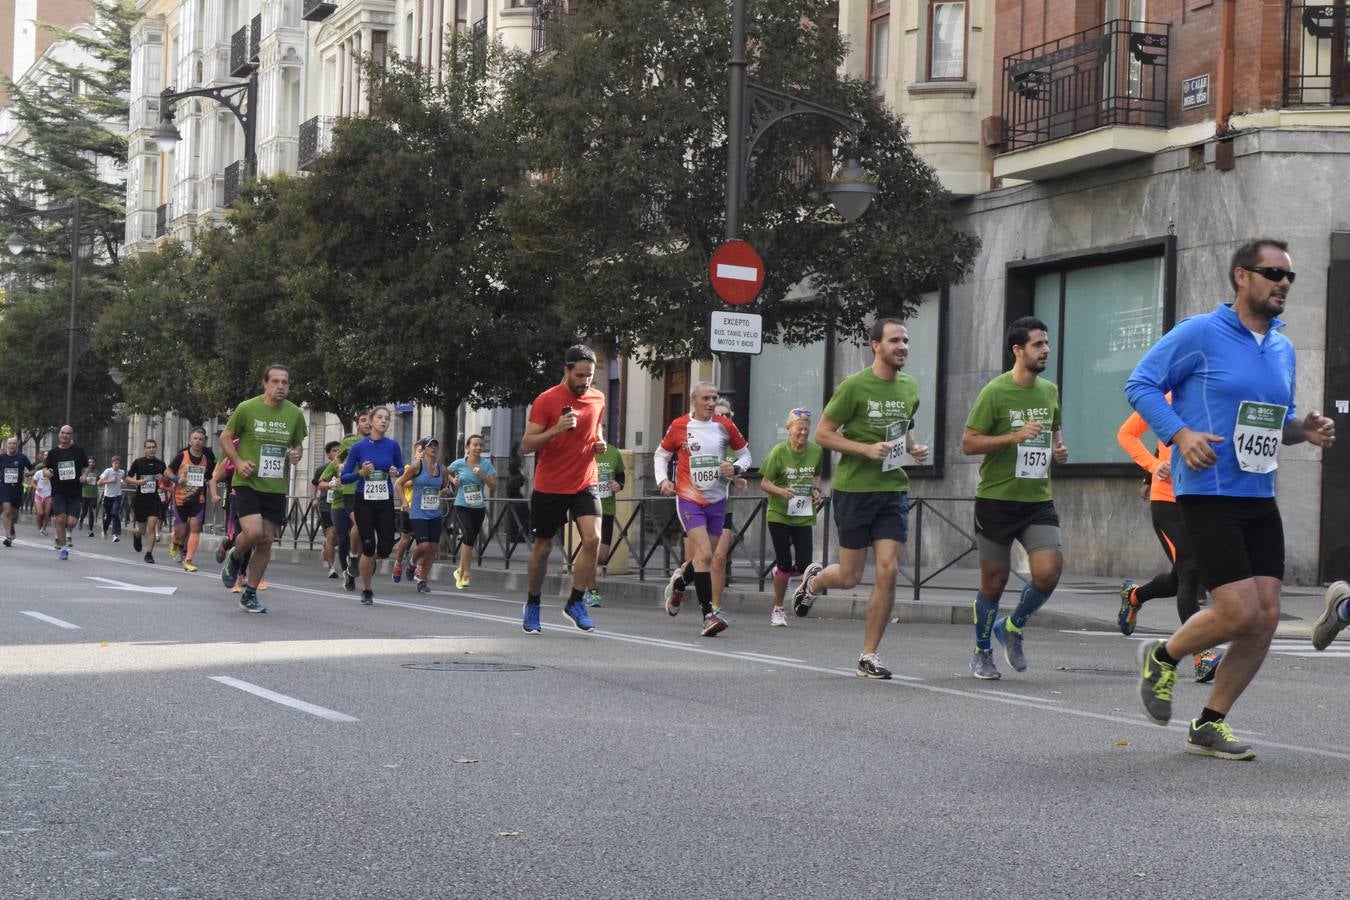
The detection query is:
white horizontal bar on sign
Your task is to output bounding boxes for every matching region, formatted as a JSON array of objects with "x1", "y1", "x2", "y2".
[{"x1": 715, "y1": 263, "x2": 759, "y2": 282}]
